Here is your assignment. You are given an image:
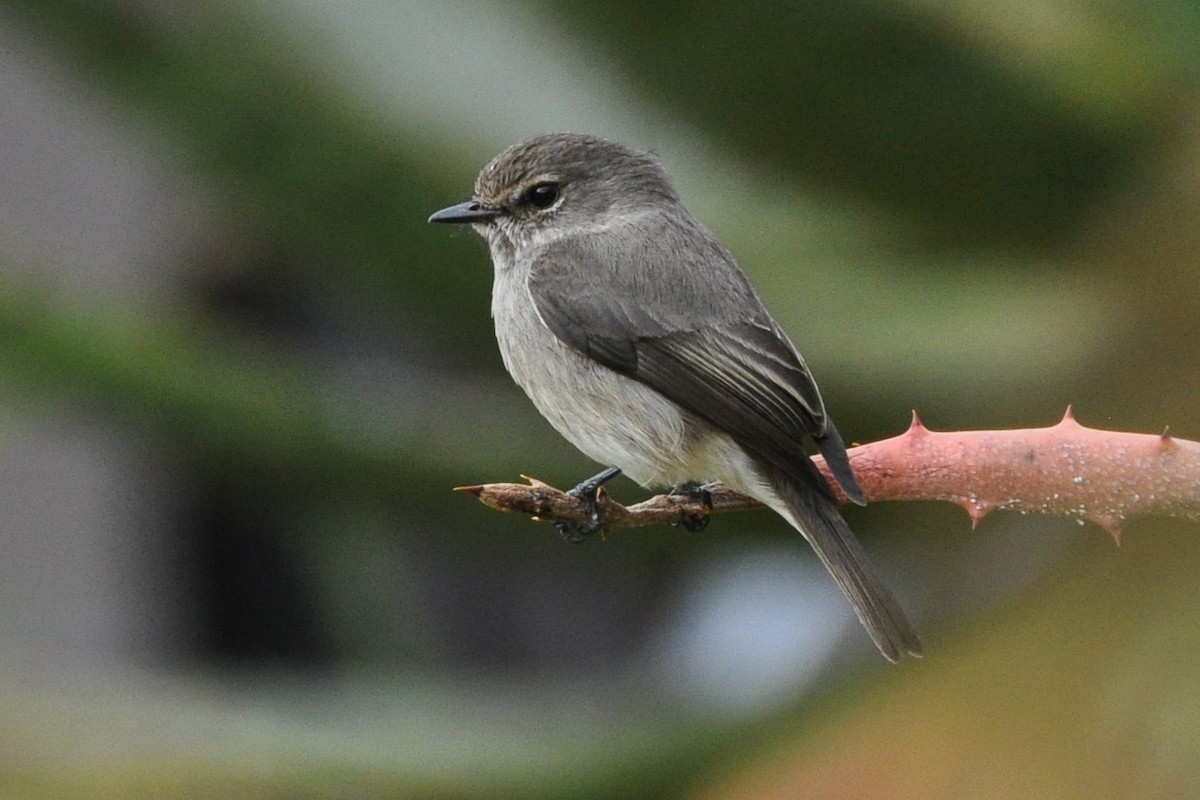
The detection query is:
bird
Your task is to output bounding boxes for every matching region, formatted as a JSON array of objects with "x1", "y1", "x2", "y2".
[{"x1": 429, "y1": 133, "x2": 920, "y2": 661}]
